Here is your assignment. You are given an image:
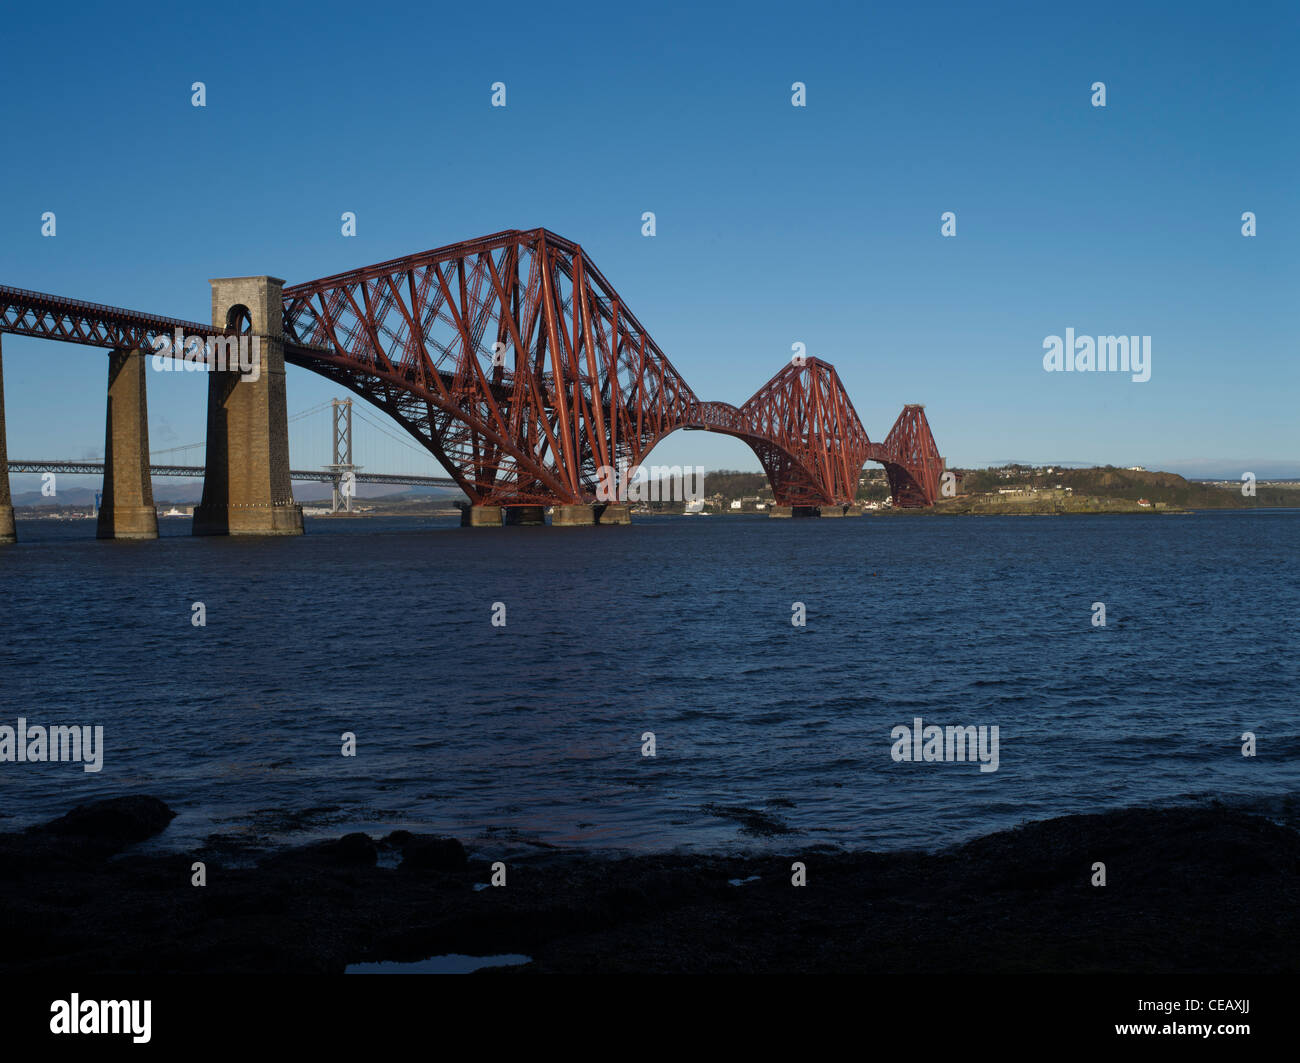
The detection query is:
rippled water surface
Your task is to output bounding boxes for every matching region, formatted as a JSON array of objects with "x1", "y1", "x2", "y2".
[{"x1": 1, "y1": 511, "x2": 1296, "y2": 856}]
